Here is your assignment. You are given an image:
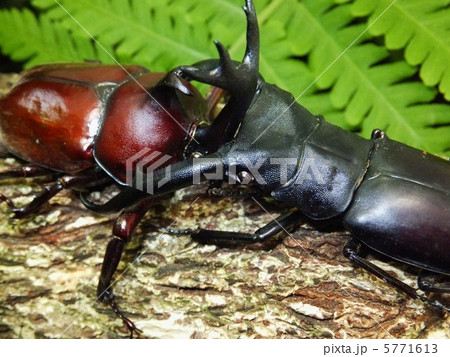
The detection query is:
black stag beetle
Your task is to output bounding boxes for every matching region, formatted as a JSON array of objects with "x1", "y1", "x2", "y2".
[{"x1": 84, "y1": 0, "x2": 450, "y2": 319}]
